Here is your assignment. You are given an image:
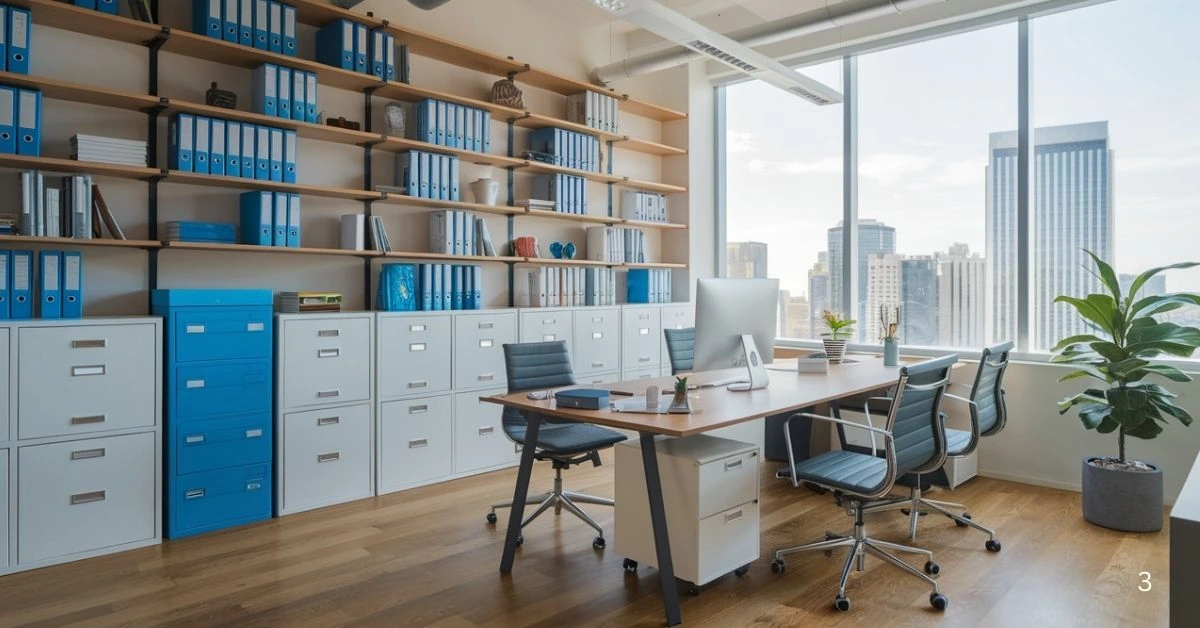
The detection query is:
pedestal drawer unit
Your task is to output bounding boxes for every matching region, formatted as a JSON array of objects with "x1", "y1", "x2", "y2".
[
  {"x1": 621, "y1": 306, "x2": 661, "y2": 373},
  {"x1": 614, "y1": 434, "x2": 760, "y2": 588},
  {"x1": 573, "y1": 308, "x2": 619, "y2": 376},
  {"x1": 153, "y1": 290, "x2": 273, "y2": 538},
  {"x1": 453, "y1": 388, "x2": 518, "y2": 474},
  {"x1": 277, "y1": 313, "x2": 374, "y2": 516},
  {"x1": 378, "y1": 394, "x2": 453, "y2": 493},
  {"x1": 519, "y1": 308, "x2": 573, "y2": 354},
  {"x1": 453, "y1": 310, "x2": 516, "y2": 391}
]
